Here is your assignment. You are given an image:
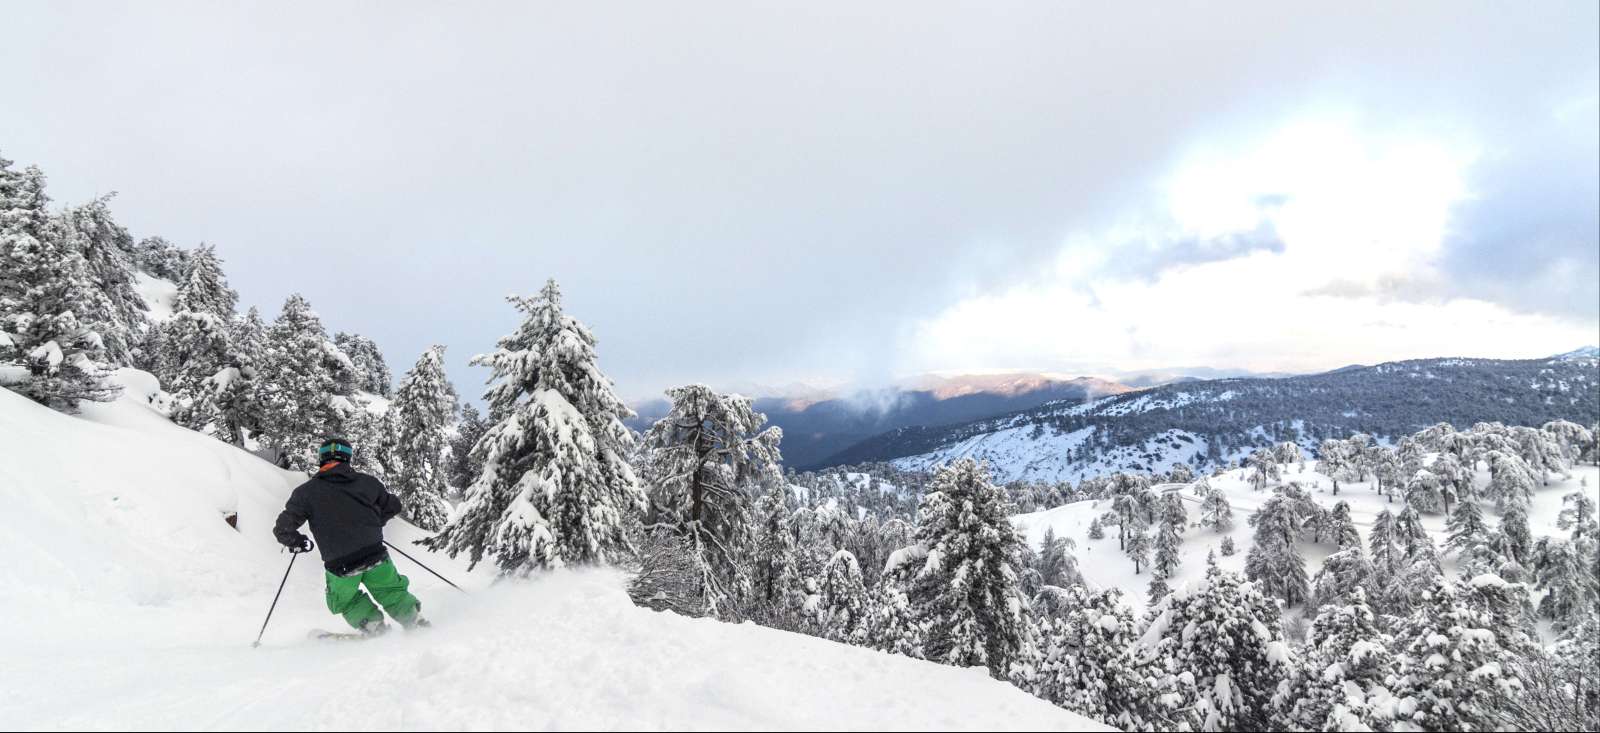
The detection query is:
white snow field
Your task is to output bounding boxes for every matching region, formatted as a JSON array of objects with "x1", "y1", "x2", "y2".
[
  {"x1": 0, "y1": 373, "x2": 1101, "y2": 731},
  {"x1": 1013, "y1": 457, "x2": 1599, "y2": 614}
]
